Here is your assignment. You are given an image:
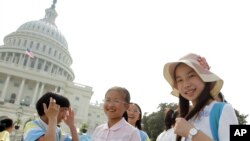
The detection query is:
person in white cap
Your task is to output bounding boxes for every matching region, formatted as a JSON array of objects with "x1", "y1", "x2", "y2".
[{"x1": 163, "y1": 53, "x2": 238, "y2": 141}]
